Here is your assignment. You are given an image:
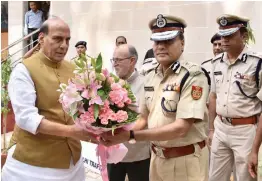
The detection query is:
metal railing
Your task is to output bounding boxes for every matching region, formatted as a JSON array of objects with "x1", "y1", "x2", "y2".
[
  {"x1": 1, "y1": 28, "x2": 40, "y2": 151},
  {"x1": 1, "y1": 28, "x2": 40, "y2": 64}
]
